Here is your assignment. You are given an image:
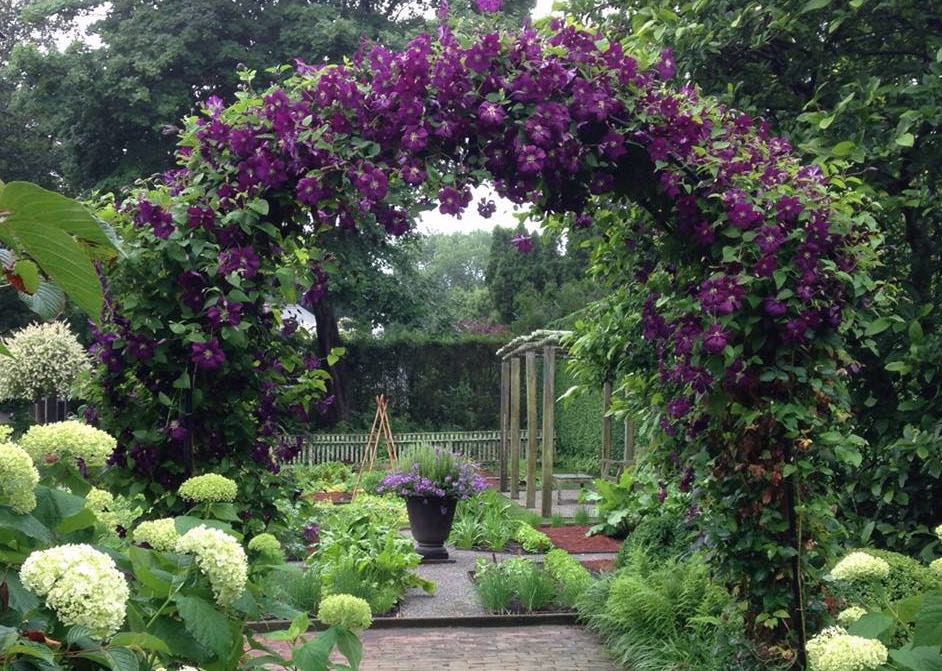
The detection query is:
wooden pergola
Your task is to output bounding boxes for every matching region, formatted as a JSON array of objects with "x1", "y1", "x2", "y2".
[{"x1": 495, "y1": 330, "x2": 637, "y2": 517}]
